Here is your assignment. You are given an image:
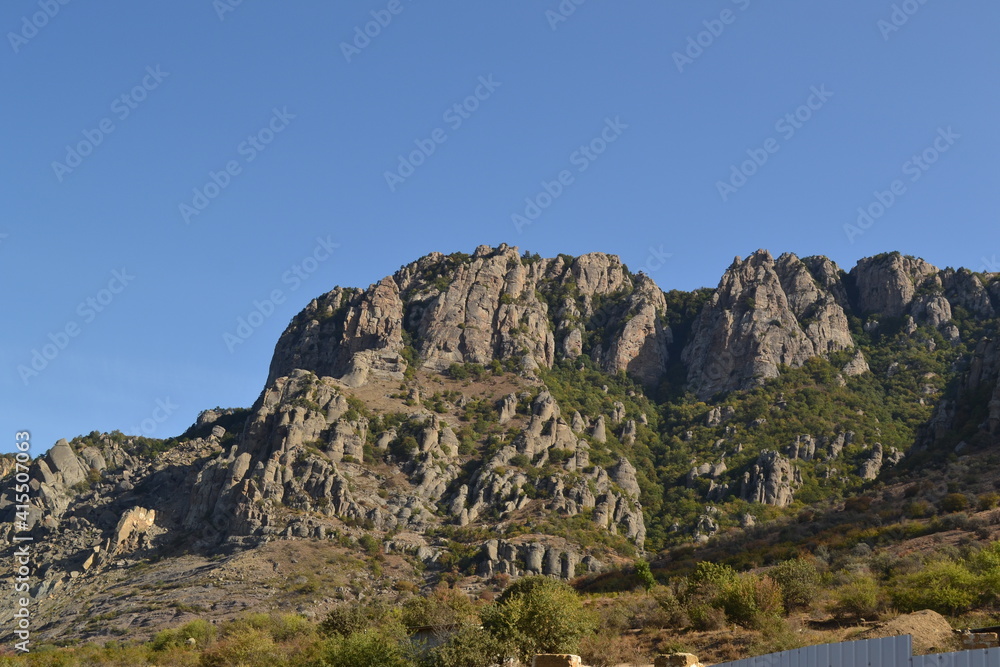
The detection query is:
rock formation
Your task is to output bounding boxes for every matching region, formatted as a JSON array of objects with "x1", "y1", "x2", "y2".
[
  {"x1": 682, "y1": 251, "x2": 854, "y2": 398},
  {"x1": 850, "y1": 253, "x2": 939, "y2": 318},
  {"x1": 740, "y1": 450, "x2": 799, "y2": 507},
  {"x1": 269, "y1": 245, "x2": 672, "y2": 392}
]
